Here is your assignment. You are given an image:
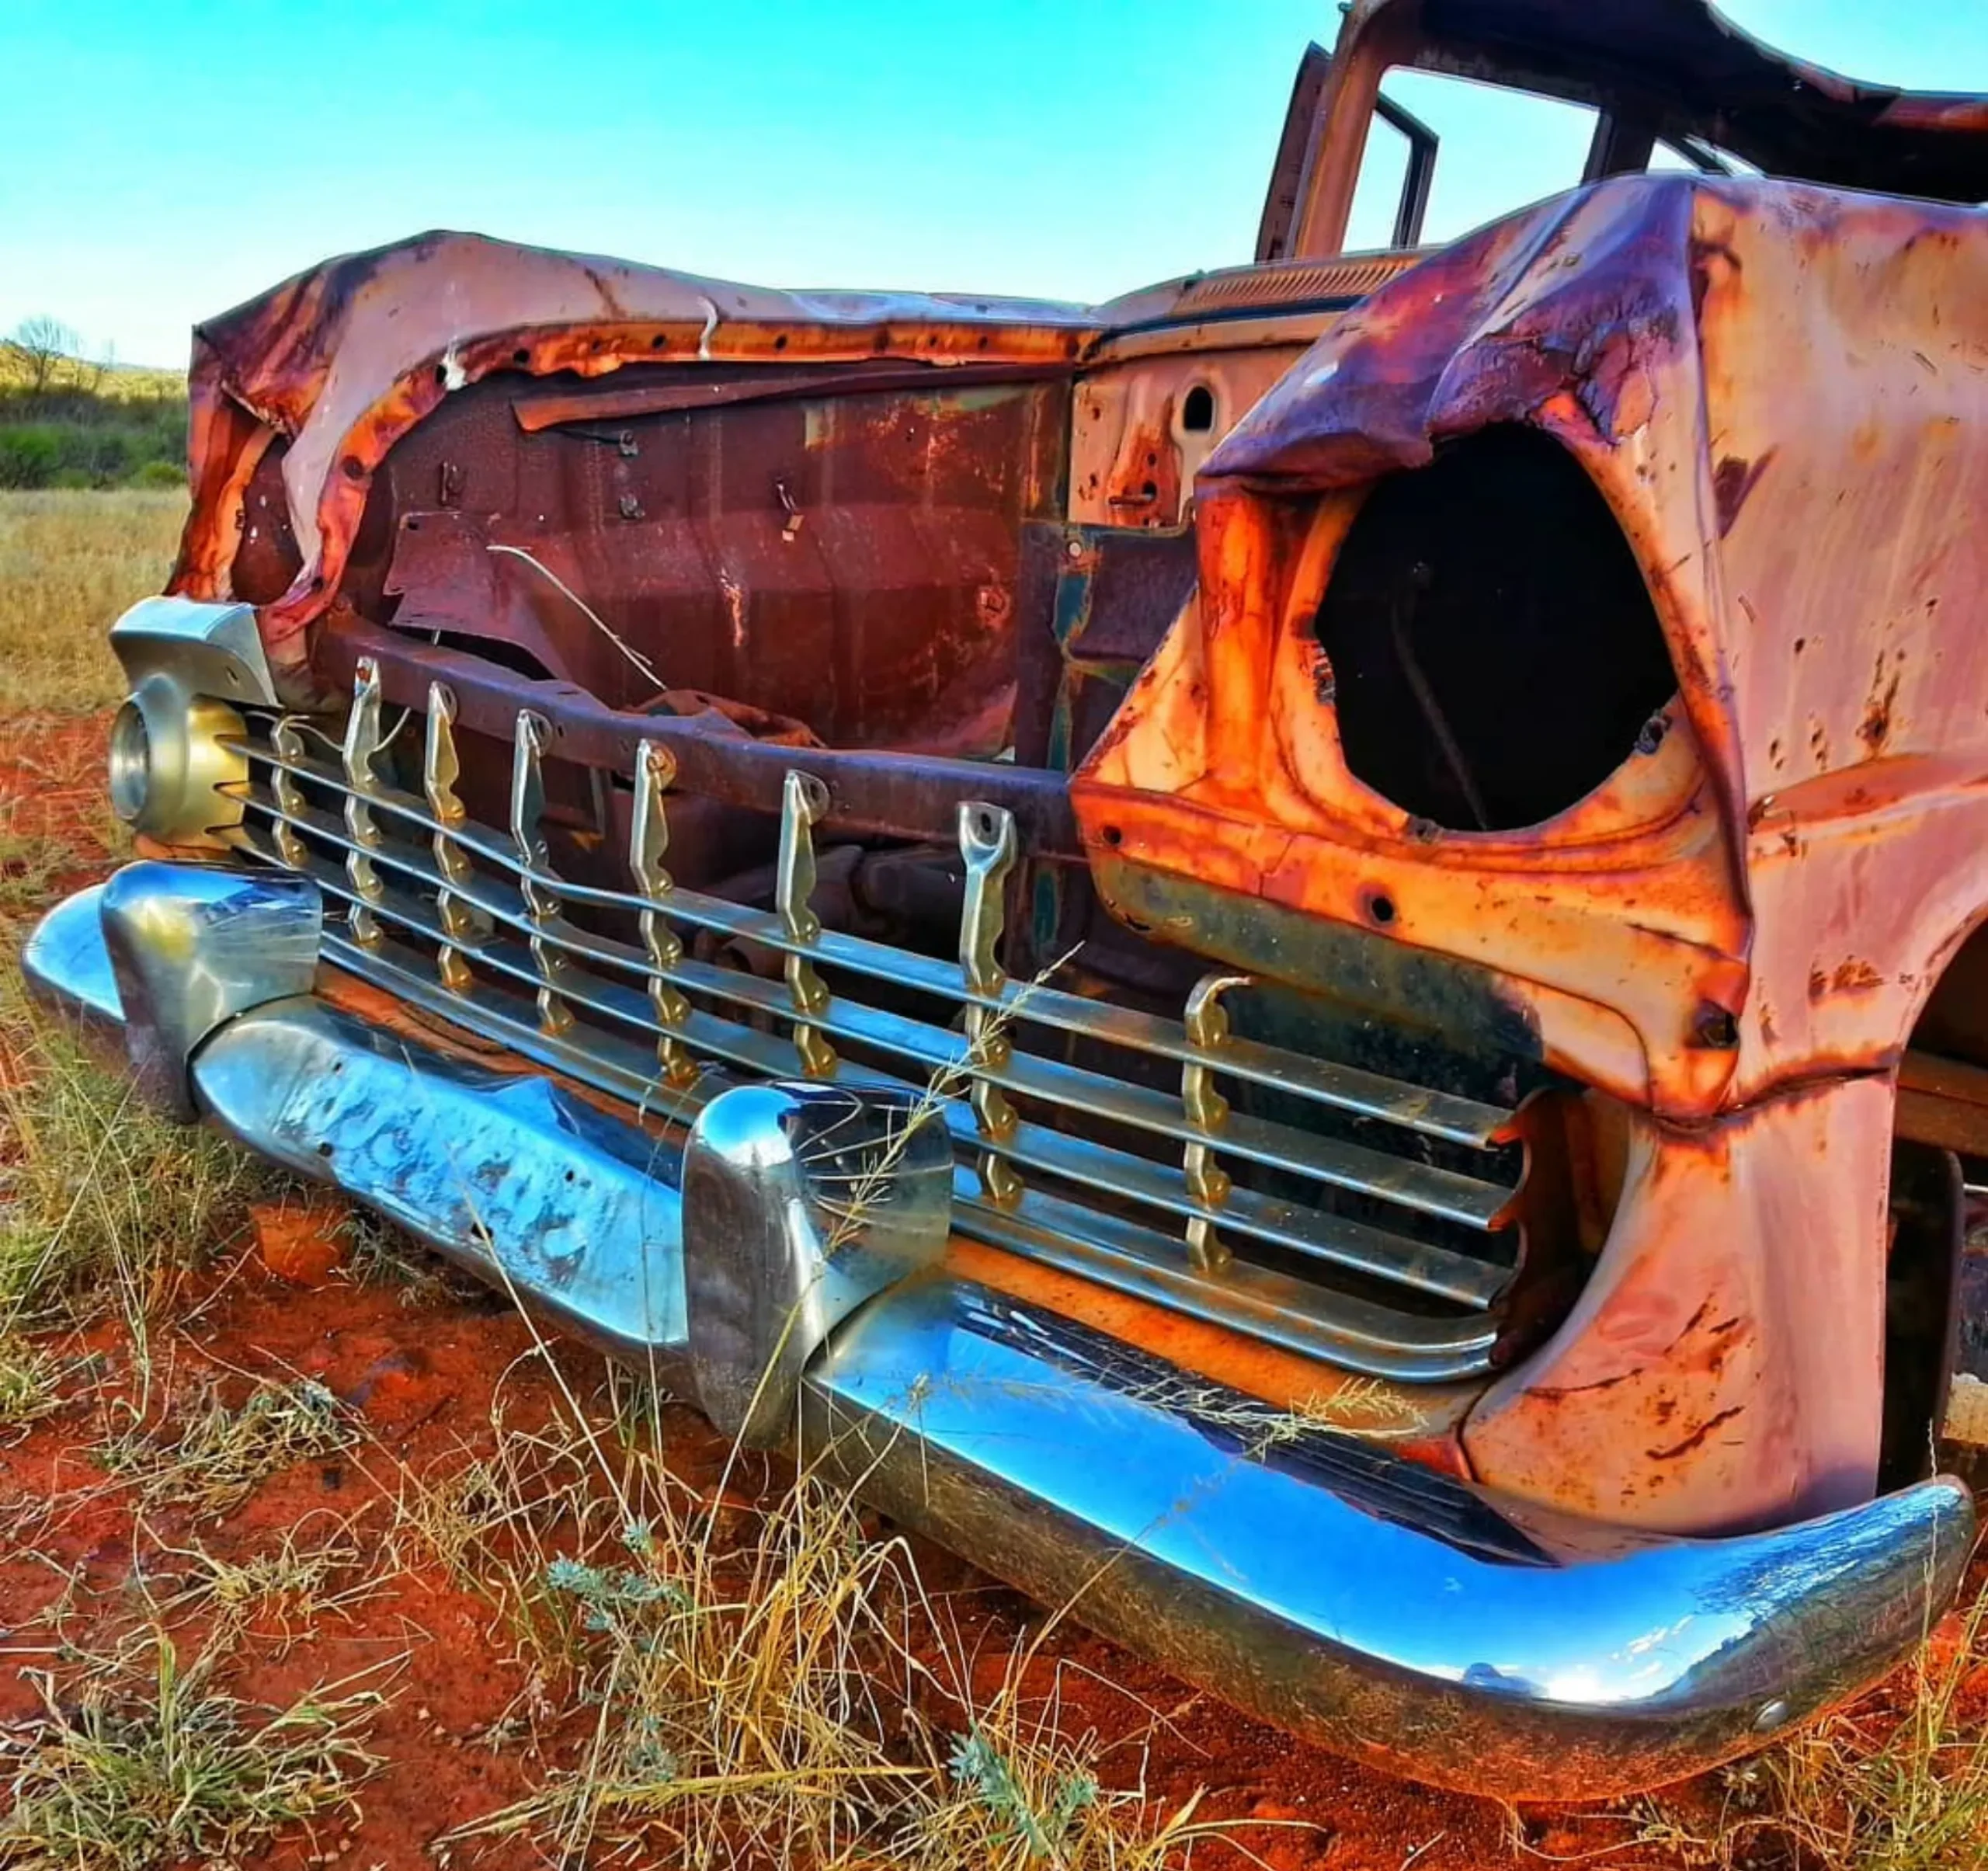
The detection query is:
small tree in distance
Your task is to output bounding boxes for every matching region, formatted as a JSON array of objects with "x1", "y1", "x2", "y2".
[{"x1": 4, "y1": 316, "x2": 81, "y2": 396}]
